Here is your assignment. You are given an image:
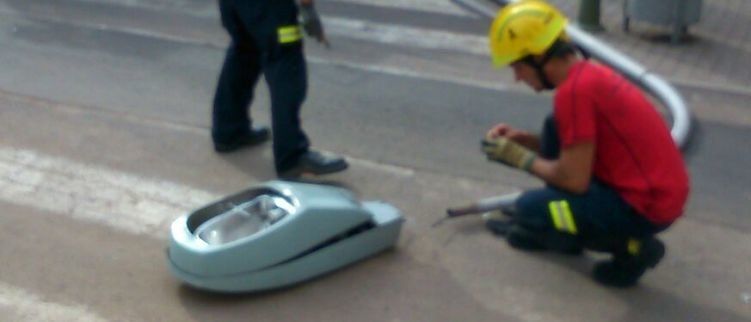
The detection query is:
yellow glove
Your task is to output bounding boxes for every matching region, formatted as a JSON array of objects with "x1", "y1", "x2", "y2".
[{"x1": 481, "y1": 137, "x2": 536, "y2": 172}]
